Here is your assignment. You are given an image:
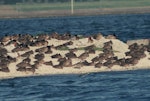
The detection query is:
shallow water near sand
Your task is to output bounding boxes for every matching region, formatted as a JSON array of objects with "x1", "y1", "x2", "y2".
[{"x1": 0, "y1": 14, "x2": 150, "y2": 100}]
